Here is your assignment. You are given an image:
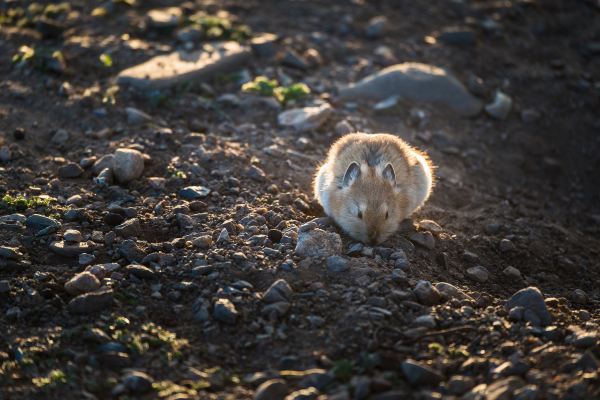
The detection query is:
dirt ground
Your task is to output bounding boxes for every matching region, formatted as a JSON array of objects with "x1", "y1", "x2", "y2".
[{"x1": 1, "y1": 0, "x2": 599, "y2": 399}]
